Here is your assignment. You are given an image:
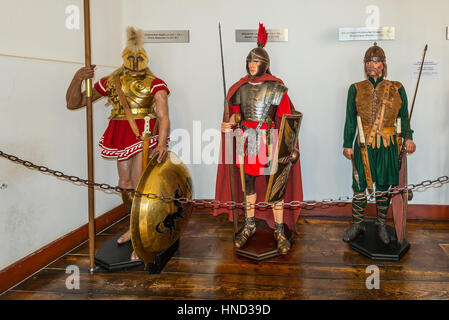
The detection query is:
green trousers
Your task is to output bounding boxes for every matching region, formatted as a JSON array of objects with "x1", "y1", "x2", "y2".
[{"x1": 352, "y1": 137, "x2": 398, "y2": 225}]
